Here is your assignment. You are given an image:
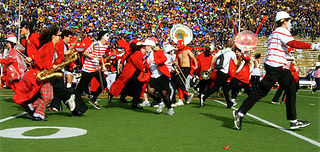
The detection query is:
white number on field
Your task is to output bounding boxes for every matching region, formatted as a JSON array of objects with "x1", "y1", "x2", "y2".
[{"x1": 0, "y1": 126, "x2": 87, "y2": 139}]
